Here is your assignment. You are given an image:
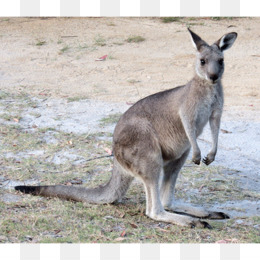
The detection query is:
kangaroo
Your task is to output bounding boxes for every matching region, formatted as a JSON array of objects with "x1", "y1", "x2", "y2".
[{"x1": 15, "y1": 29, "x2": 237, "y2": 228}]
